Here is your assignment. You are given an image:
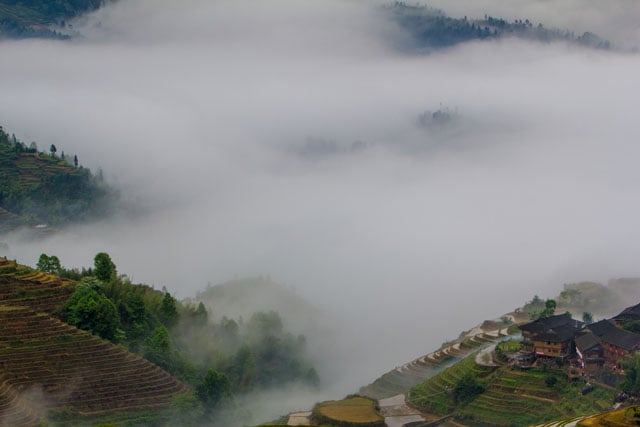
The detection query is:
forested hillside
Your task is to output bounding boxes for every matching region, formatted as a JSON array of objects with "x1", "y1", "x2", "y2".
[
  {"x1": 0, "y1": 0, "x2": 102, "y2": 38},
  {"x1": 0, "y1": 125, "x2": 113, "y2": 230},
  {"x1": 389, "y1": 2, "x2": 611, "y2": 51},
  {"x1": 0, "y1": 253, "x2": 320, "y2": 426}
]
